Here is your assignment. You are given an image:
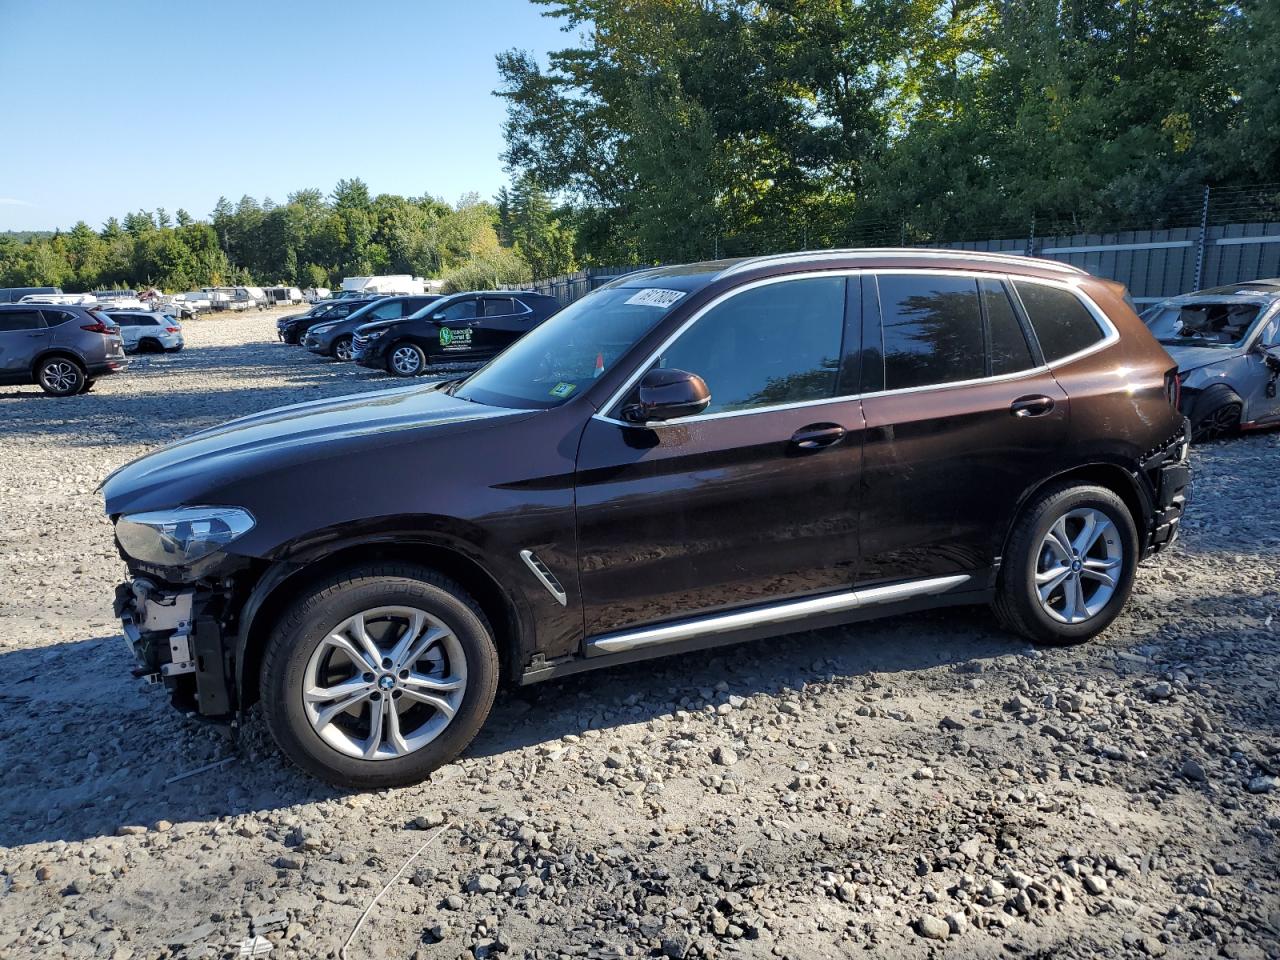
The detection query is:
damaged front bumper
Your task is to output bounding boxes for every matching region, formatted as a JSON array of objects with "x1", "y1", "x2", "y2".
[
  {"x1": 1141, "y1": 419, "x2": 1192, "y2": 555},
  {"x1": 115, "y1": 578, "x2": 235, "y2": 719}
]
